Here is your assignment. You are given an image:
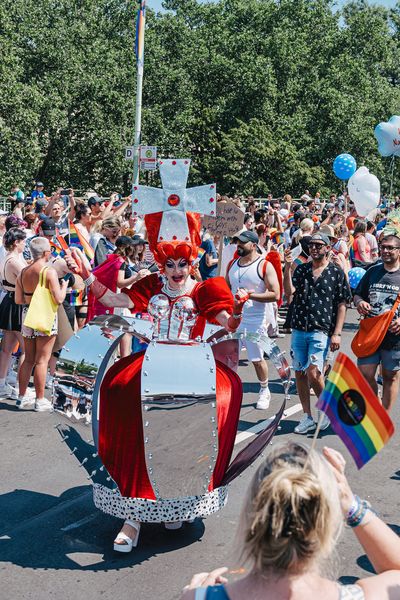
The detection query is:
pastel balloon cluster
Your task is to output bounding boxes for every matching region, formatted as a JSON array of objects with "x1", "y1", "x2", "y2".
[{"x1": 333, "y1": 153, "x2": 357, "y2": 180}]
